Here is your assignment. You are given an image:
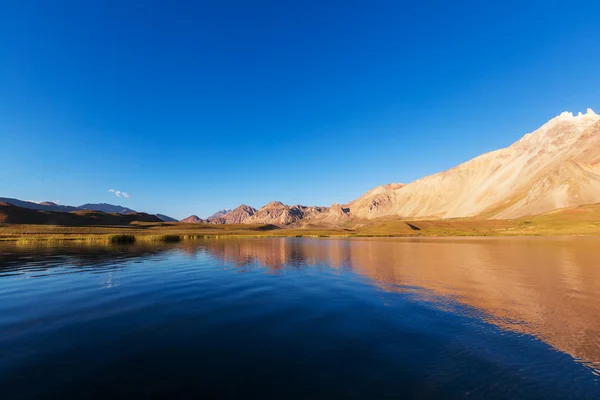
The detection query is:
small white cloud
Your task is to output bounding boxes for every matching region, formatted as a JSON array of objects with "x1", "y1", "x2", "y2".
[{"x1": 108, "y1": 188, "x2": 130, "y2": 199}]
